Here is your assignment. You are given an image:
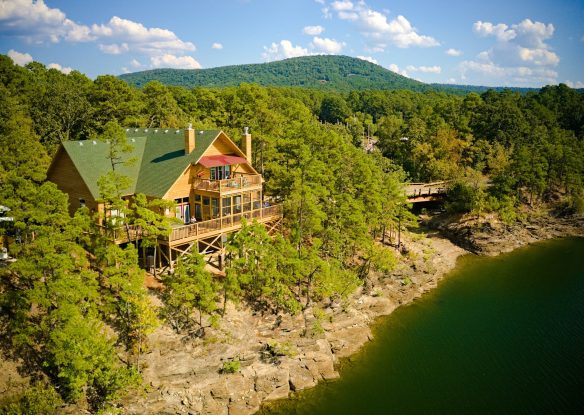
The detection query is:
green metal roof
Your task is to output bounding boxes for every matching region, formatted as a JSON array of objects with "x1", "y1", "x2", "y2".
[{"x1": 62, "y1": 129, "x2": 221, "y2": 199}]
